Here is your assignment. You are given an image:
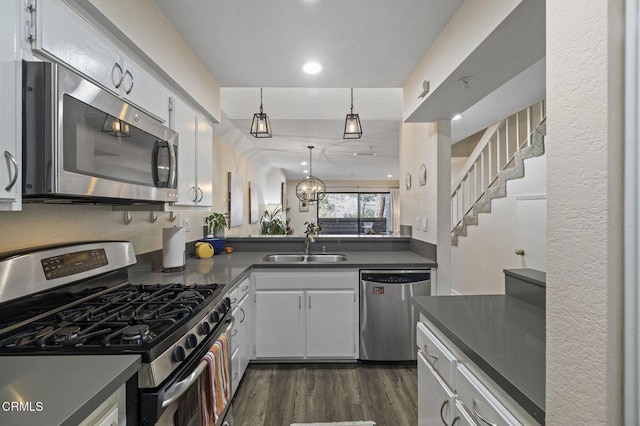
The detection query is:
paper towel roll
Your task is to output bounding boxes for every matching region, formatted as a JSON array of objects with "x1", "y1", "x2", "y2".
[{"x1": 163, "y1": 227, "x2": 186, "y2": 271}]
